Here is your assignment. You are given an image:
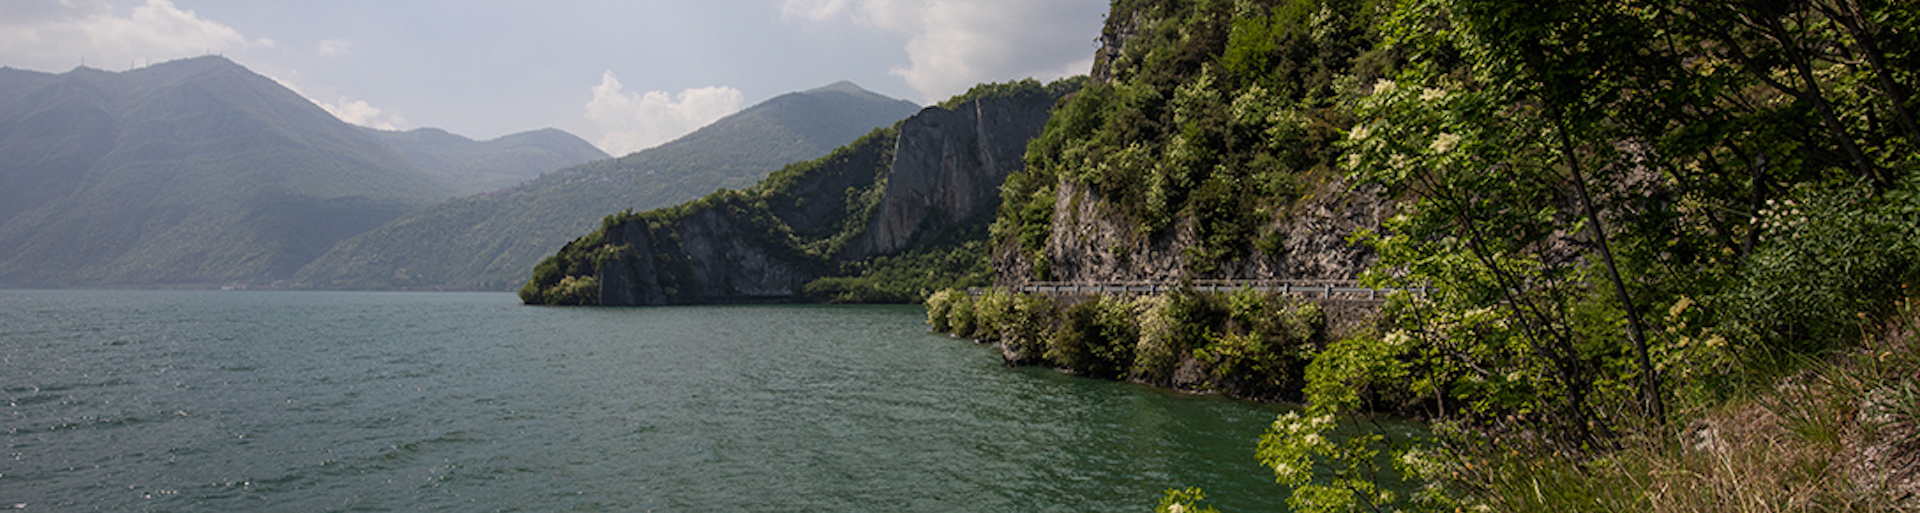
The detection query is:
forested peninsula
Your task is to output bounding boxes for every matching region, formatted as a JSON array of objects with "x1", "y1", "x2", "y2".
[{"x1": 528, "y1": 0, "x2": 1920, "y2": 509}]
